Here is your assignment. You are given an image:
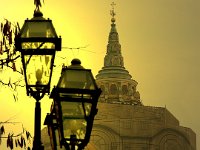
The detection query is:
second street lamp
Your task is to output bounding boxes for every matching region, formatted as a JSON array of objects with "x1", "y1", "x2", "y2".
[
  {"x1": 15, "y1": 3, "x2": 61, "y2": 150},
  {"x1": 45, "y1": 59, "x2": 101, "y2": 150}
]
